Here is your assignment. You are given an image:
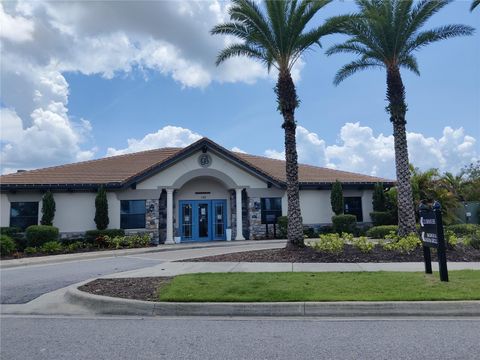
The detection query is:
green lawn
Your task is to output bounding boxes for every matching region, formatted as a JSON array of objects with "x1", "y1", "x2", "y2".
[{"x1": 157, "y1": 271, "x2": 480, "y2": 302}]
